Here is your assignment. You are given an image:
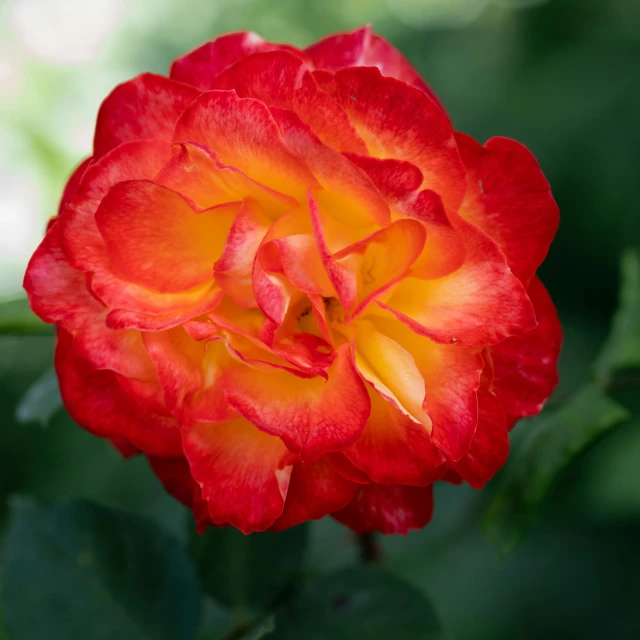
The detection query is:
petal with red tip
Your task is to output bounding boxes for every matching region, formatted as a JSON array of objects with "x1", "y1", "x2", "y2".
[
  {"x1": 343, "y1": 388, "x2": 445, "y2": 486},
  {"x1": 306, "y1": 25, "x2": 446, "y2": 113},
  {"x1": 380, "y1": 218, "x2": 536, "y2": 347},
  {"x1": 271, "y1": 457, "x2": 358, "y2": 531},
  {"x1": 491, "y1": 276, "x2": 562, "y2": 424},
  {"x1": 95, "y1": 180, "x2": 236, "y2": 293},
  {"x1": 332, "y1": 483, "x2": 434, "y2": 534},
  {"x1": 94, "y1": 73, "x2": 200, "y2": 158},
  {"x1": 183, "y1": 418, "x2": 294, "y2": 533},
  {"x1": 170, "y1": 31, "x2": 307, "y2": 89},
  {"x1": 213, "y1": 50, "x2": 367, "y2": 154},
  {"x1": 324, "y1": 67, "x2": 465, "y2": 210},
  {"x1": 55, "y1": 330, "x2": 181, "y2": 456},
  {"x1": 173, "y1": 91, "x2": 319, "y2": 201},
  {"x1": 59, "y1": 140, "x2": 173, "y2": 272},
  {"x1": 456, "y1": 133, "x2": 560, "y2": 287},
  {"x1": 223, "y1": 344, "x2": 370, "y2": 458}
]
